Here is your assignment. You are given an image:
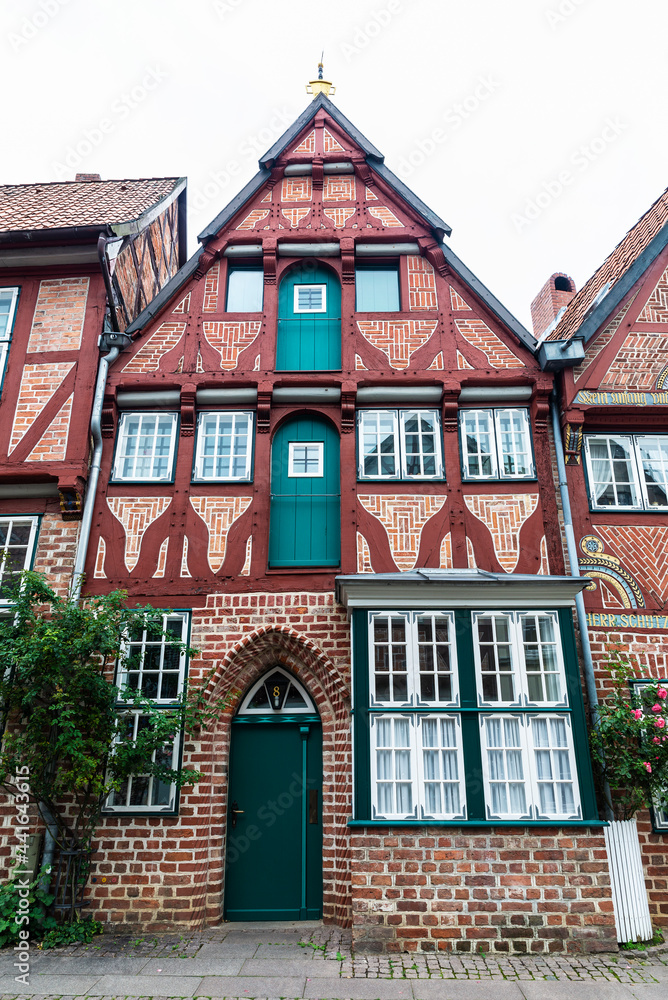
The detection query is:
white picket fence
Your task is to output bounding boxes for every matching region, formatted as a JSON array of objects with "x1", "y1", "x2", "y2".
[{"x1": 603, "y1": 818, "x2": 653, "y2": 943}]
